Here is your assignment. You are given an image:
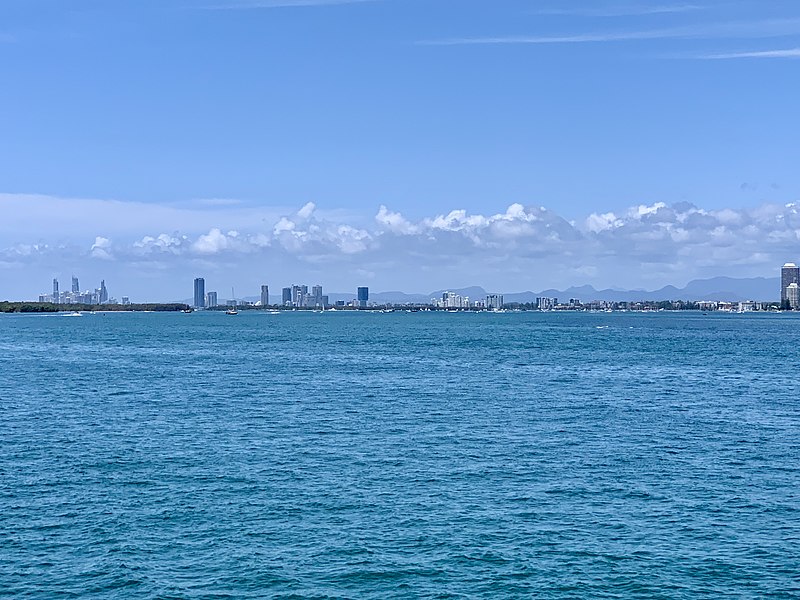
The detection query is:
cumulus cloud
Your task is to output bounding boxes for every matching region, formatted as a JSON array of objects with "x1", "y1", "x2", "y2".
[
  {"x1": 9, "y1": 199, "x2": 800, "y2": 267},
  {"x1": 90, "y1": 236, "x2": 113, "y2": 260},
  {"x1": 4, "y1": 197, "x2": 800, "y2": 297}
]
